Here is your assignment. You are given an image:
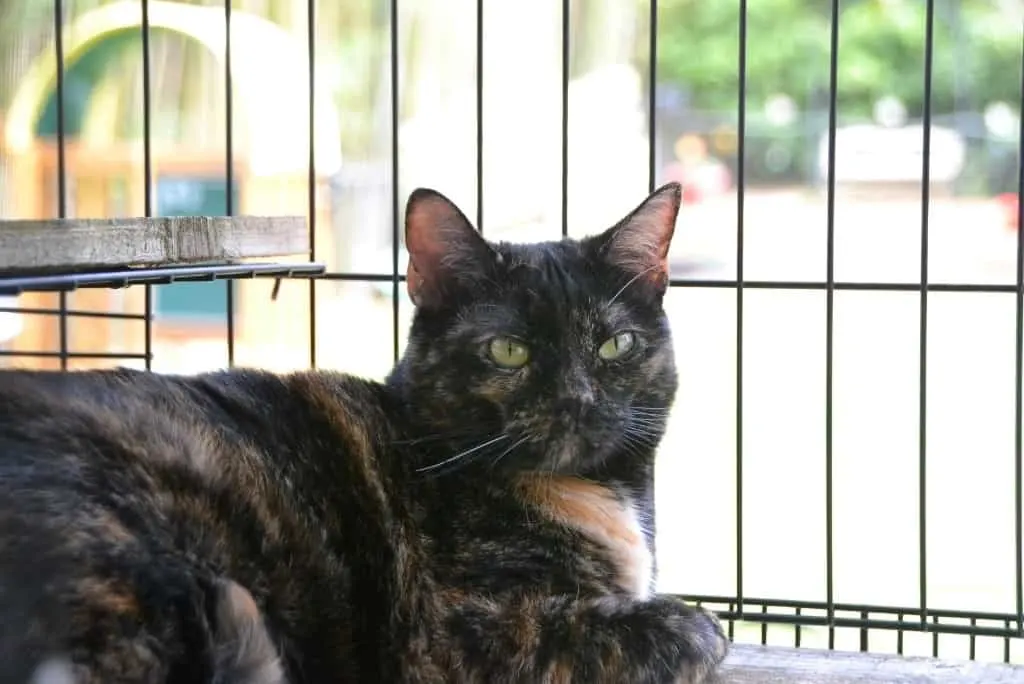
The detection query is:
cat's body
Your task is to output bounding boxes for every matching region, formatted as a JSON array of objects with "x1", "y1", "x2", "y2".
[{"x1": 0, "y1": 184, "x2": 728, "y2": 683}]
